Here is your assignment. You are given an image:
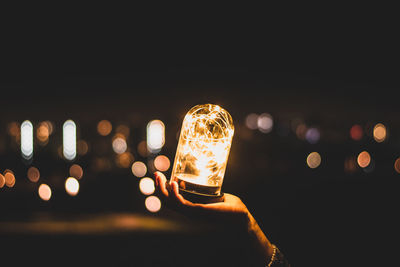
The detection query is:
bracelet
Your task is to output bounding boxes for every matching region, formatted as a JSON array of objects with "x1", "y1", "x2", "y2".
[{"x1": 266, "y1": 244, "x2": 277, "y2": 267}]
